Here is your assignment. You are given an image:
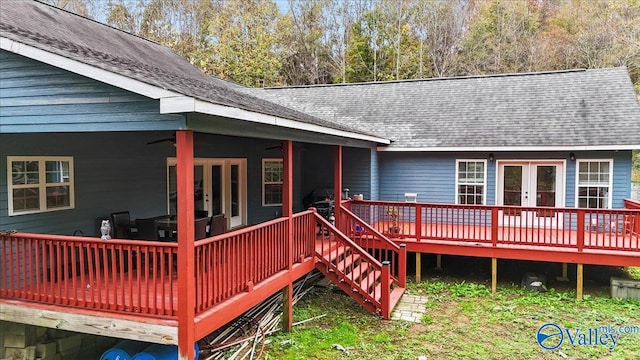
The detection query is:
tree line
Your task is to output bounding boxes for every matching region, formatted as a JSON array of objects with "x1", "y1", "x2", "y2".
[{"x1": 45, "y1": 0, "x2": 639, "y2": 91}]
